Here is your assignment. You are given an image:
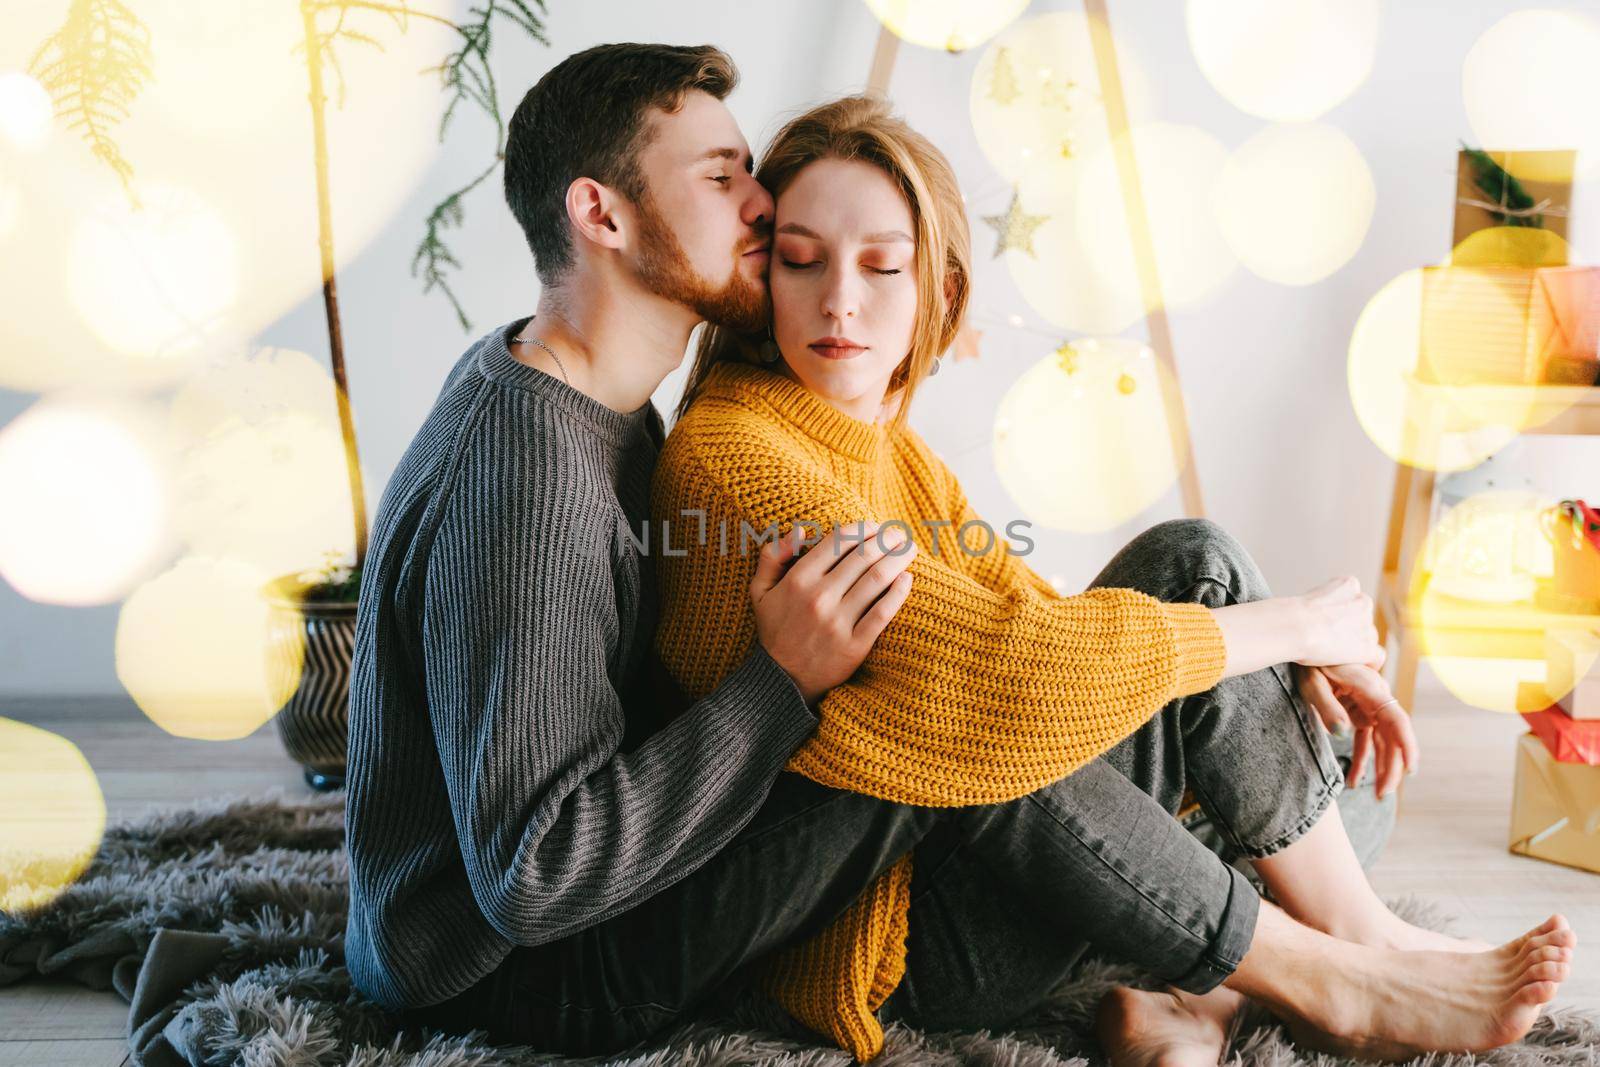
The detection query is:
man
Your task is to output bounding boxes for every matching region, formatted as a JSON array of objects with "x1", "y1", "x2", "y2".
[
  {"x1": 345, "y1": 41, "x2": 1568, "y2": 1066},
  {"x1": 343, "y1": 42, "x2": 916, "y2": 1017}
]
